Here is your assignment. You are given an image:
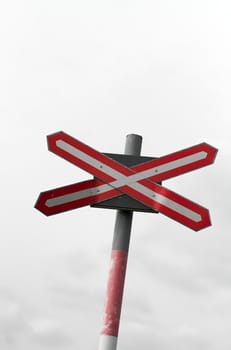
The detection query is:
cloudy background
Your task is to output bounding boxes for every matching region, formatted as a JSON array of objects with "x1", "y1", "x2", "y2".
[{"x1": 1, "y1": 0, "x2": 231, "y2": 349}]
